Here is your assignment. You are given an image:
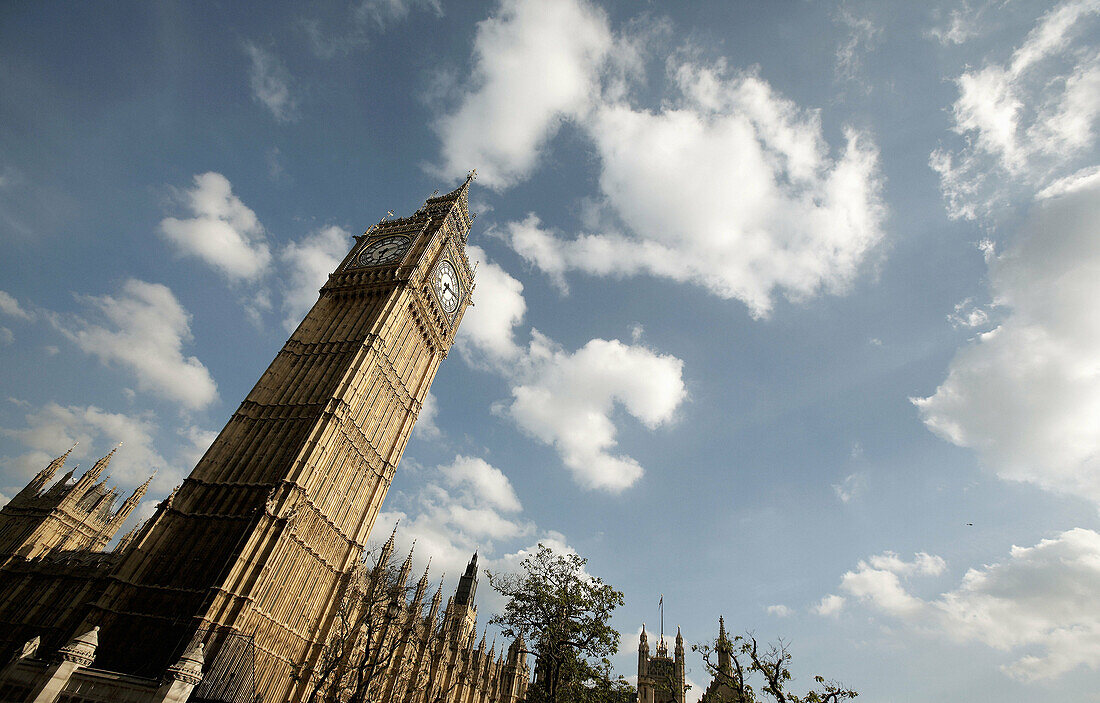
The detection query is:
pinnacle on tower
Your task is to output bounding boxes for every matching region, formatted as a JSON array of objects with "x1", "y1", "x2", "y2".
[
  {"x1": 377, "y1": 522, "x2": 398, "y2": 572},
  {"x1": 454, "y1": 551, "x2": 479, "y2": 606},
  {"x1": 396, "y1": 541, "x2": 415, "y2": 590},
  {"x1": 717, "y1": 616, "x2": 730, "y2": 649},
  {"x1": 413, "y1": 557, "x2": 431, "y2": 604},
  {"x1": 85, "y1": 443, "x2": 121, "y2": 482},
  {"x1": 125, "y1": 472, "x2": 155, "y2": 505},
  {"x1": 41, "y1": 443, "x2": 77, "y2": 481},
  {"x1": 15, "y1": 443, "x2": 78, "y2": 501},
  {"x1": 716, "y1": 615, "x2": 733, "y2": 676}
]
